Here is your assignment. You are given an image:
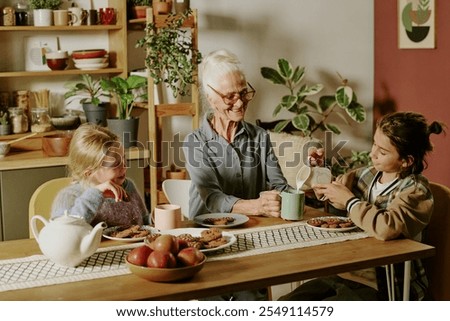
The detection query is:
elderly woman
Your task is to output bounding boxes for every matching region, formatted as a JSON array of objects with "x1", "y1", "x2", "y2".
[{"x1": 183, "y1": 49, "x2": 289, "y2": 220}]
